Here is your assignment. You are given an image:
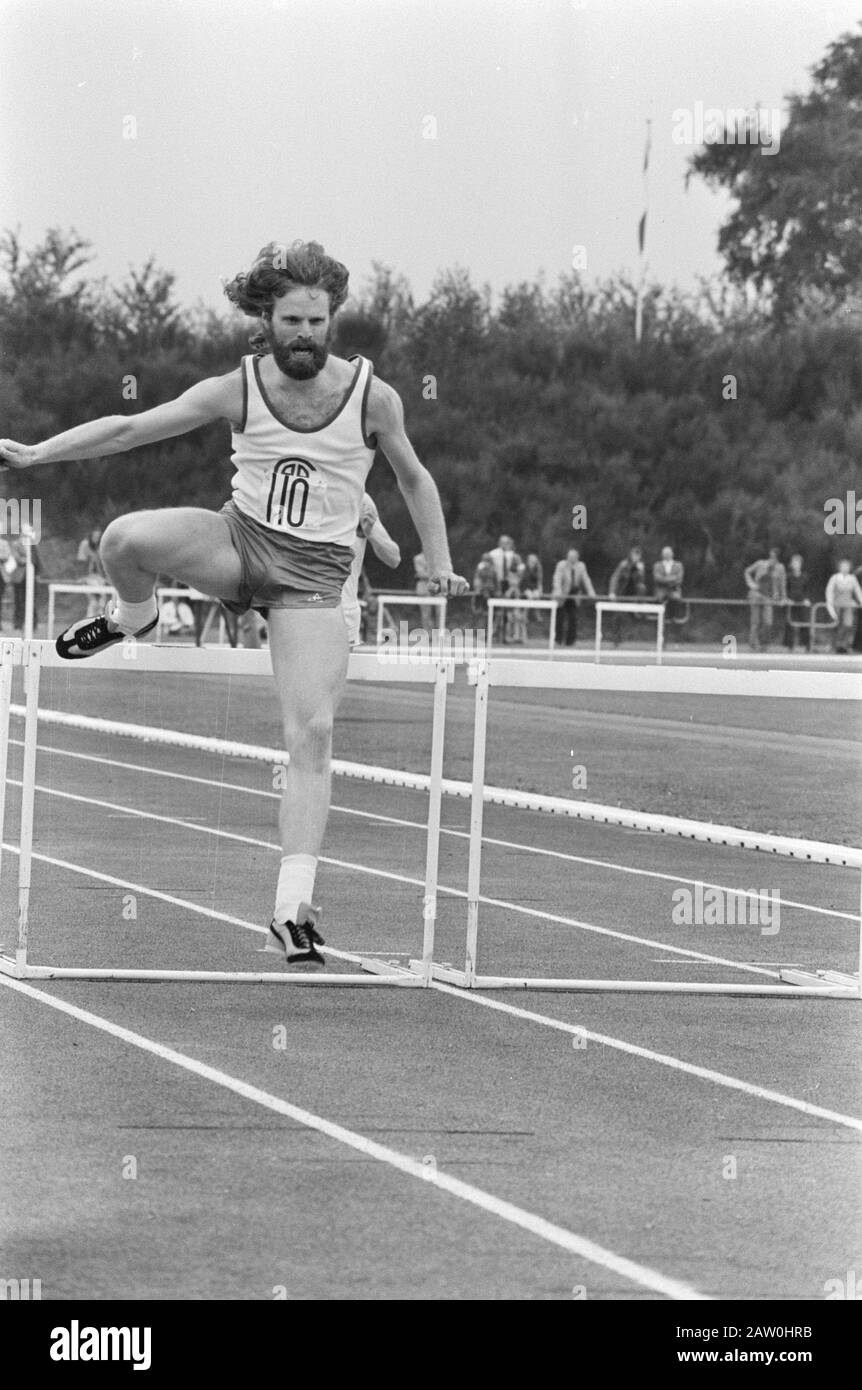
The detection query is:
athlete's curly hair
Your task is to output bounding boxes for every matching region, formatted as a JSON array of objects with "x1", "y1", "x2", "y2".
[{"x1": 223, "y1": 240, "x2": 350, "y2": 321}]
